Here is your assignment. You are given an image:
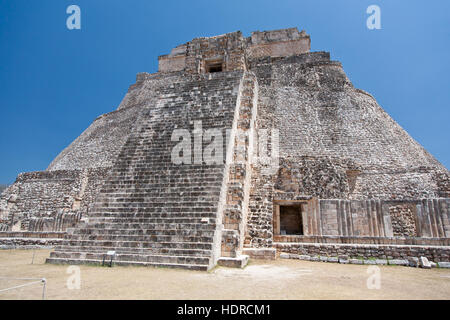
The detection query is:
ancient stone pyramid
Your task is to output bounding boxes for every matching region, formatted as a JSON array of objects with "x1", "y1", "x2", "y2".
[{"x1": 1, "y1": 28, "x2": 449, "y2": 269}]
